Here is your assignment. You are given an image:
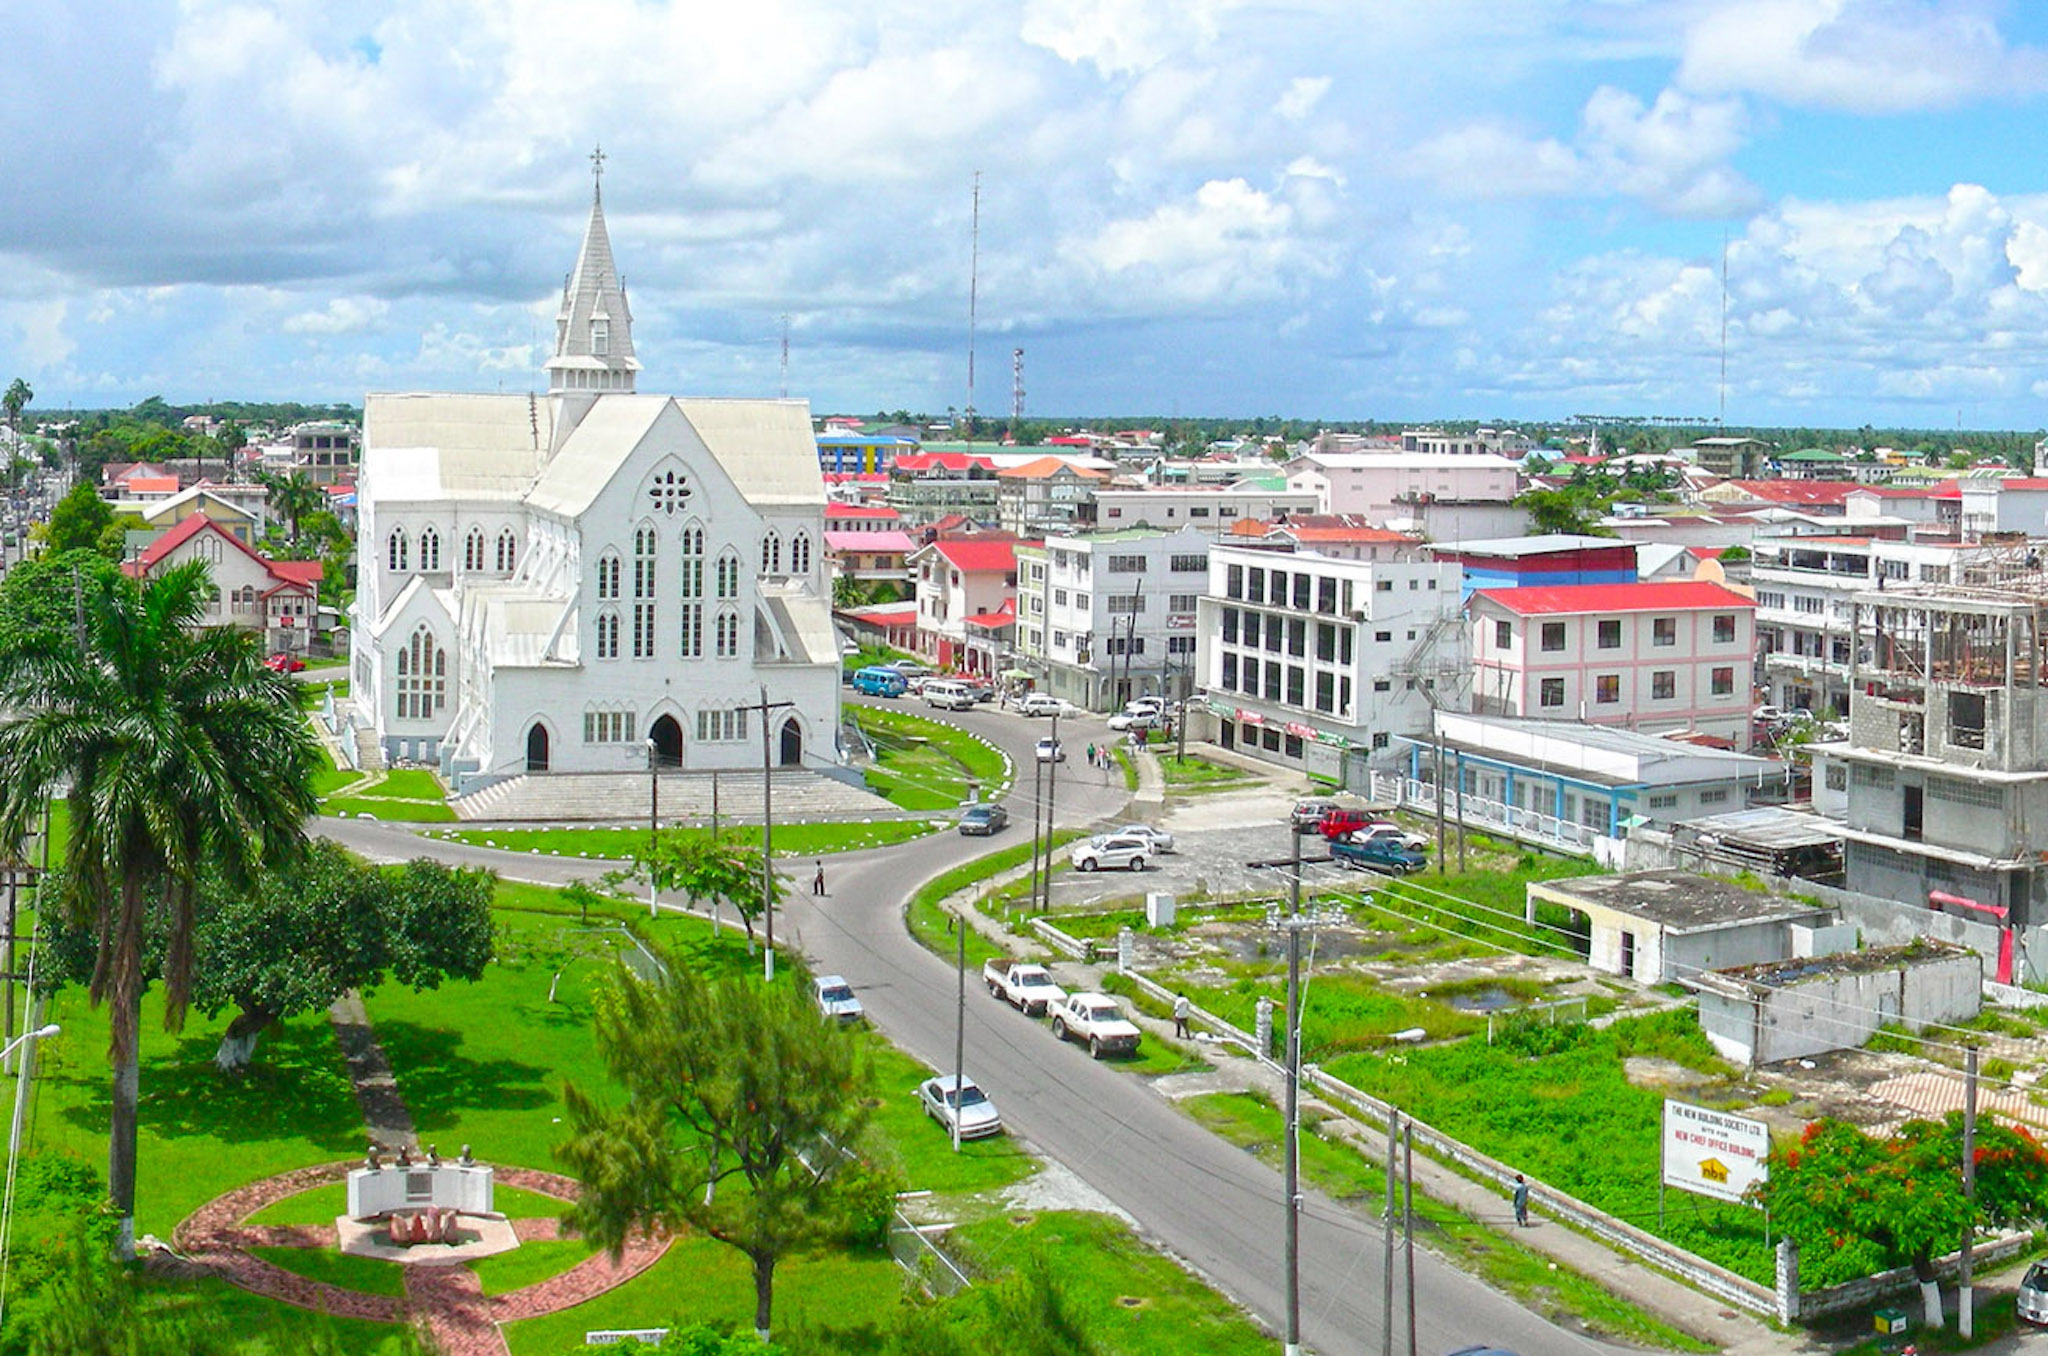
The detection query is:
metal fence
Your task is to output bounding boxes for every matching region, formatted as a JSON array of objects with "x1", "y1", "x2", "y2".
[
  {"x1": 1371, "y1": 771, "x2": 1600, "y2": 855},
  {"x1": 887, "y1": 1208, "x2": 975, "y2": 1296}
]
